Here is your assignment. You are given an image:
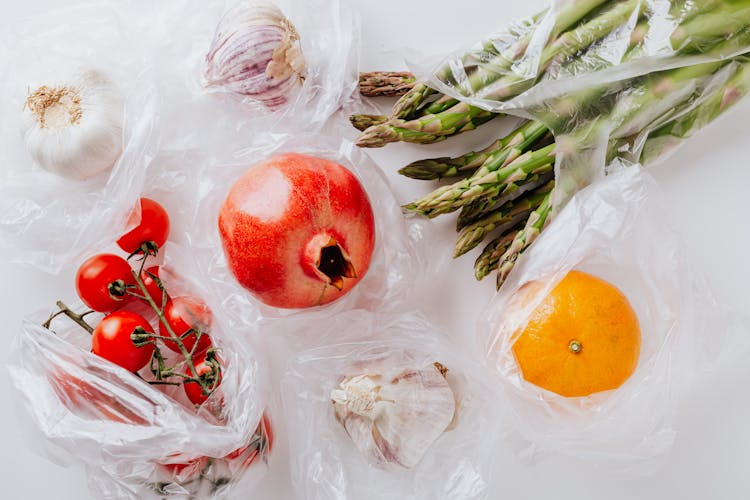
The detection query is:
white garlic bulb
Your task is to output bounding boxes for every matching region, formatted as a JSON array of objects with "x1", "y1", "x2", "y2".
[
  {"x1": 203, "y1": 1, "x2": 306, "y2": 109},
  {"x1": 331, "y1": 358, "x2": 456, "y2": 469},
  {"x1": 21, "y1": 67, "x2": 124, "y2": 181}
]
